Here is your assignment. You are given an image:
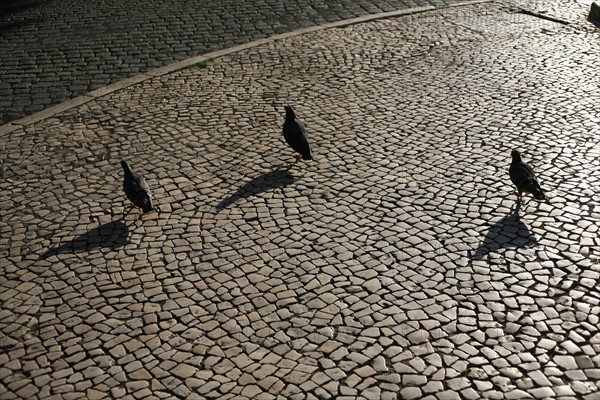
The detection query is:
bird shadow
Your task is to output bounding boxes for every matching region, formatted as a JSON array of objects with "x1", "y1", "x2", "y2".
[
  {"x1": 39, "y1": 220, "x2": 130, "y2": 260},
  {"x1": 216, "y1": 165, "x2": 295, "y2": 210},
  {"x1": 472, "y1": 206, "x2": 536, "y2": 260}
]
